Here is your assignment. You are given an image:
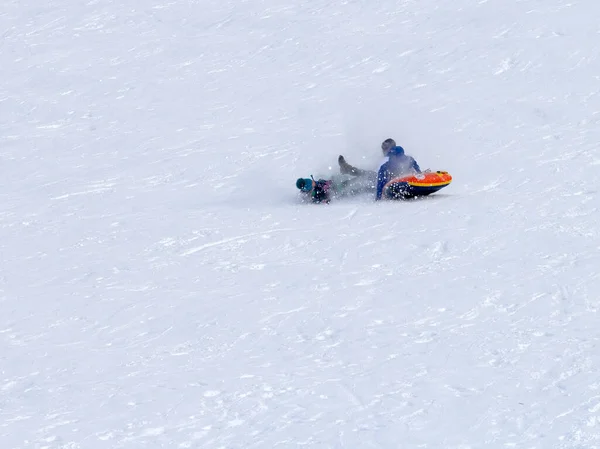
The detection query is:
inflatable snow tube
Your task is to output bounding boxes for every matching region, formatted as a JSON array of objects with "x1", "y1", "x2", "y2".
[{"x1": 383, "y1": 171, "x2": 452, "y2": 199}]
